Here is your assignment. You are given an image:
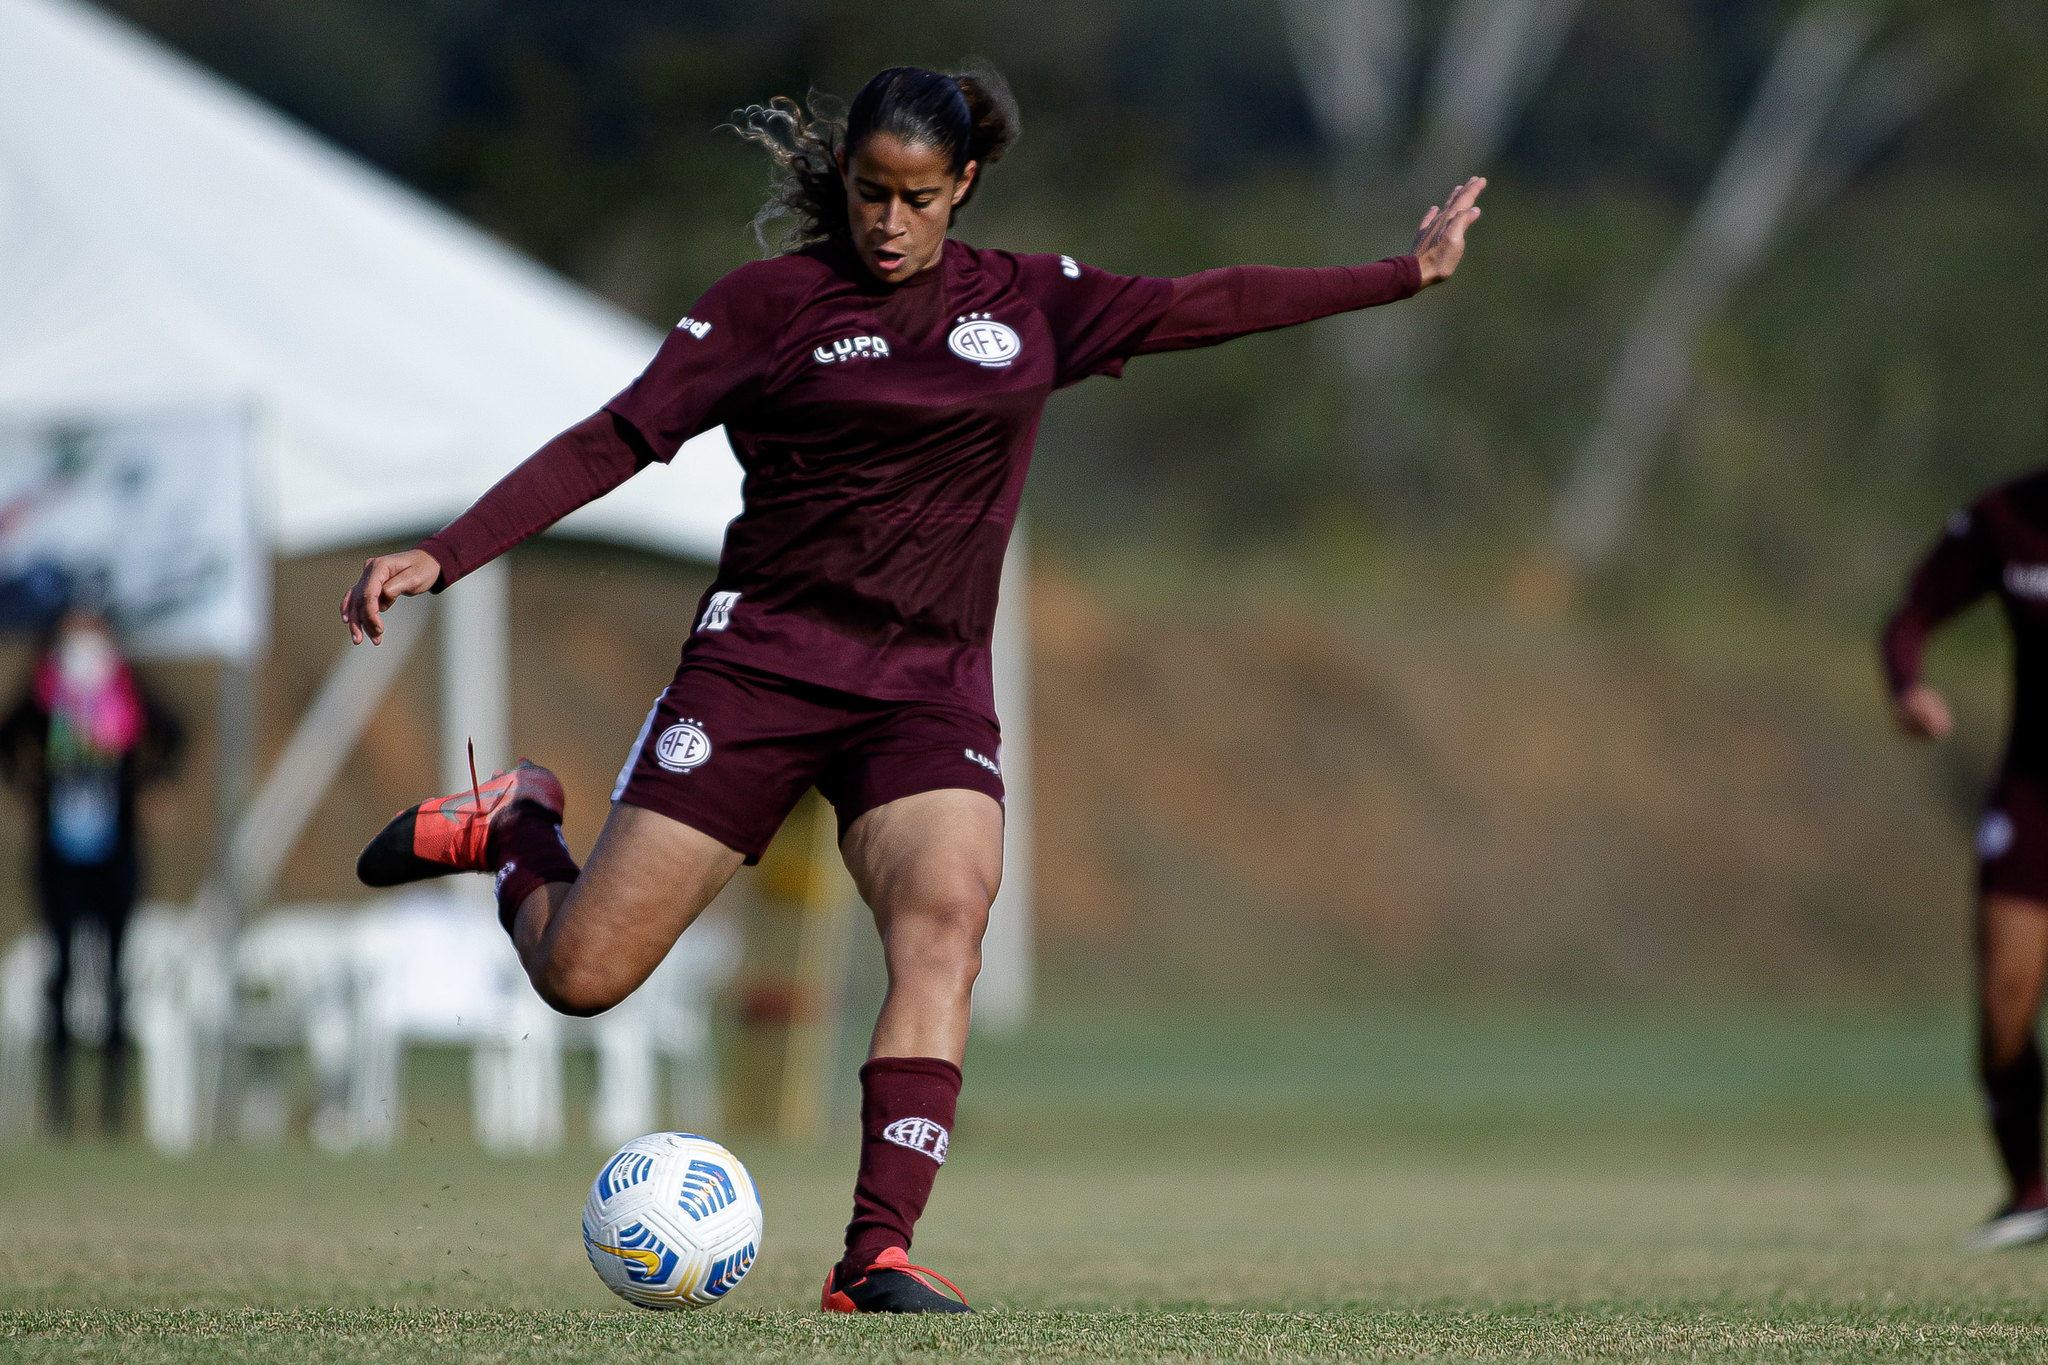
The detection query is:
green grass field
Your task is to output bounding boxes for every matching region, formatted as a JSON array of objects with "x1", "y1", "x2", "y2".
[{"x1": 5, "y1": 1002, "x2": 2047, "y2": 1362}]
